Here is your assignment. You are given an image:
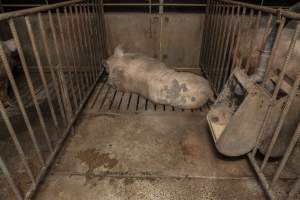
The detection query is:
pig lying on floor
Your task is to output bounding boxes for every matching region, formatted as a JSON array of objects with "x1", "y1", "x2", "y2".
[{"x1": 105, "y1": 47, "x2": 213, "y2": 109}]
